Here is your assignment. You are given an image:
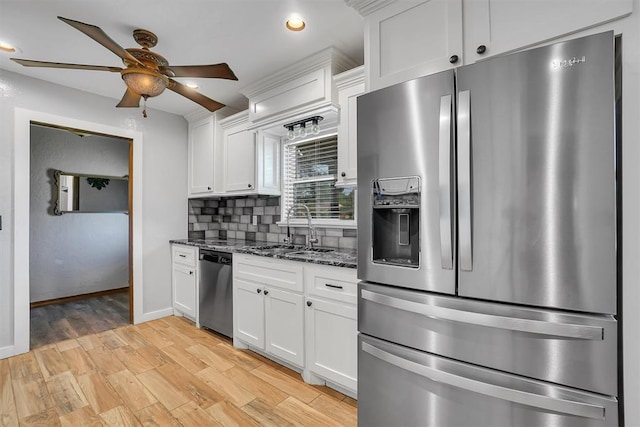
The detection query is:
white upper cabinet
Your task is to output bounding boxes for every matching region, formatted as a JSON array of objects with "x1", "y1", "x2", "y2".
[
  {"x1": 188, "y1": 115, "x2": 215, "y2": 195},
  {"x1": 256, "y1": 131, "x2": 281, "y2": 195},
  {"x1": 241, "y1": 47, "x2": 359, "y2": 129},
  {"x1": 465, "y1": 0, "x2": 632, "y2": 63},
  {"x1": 352, "y1": 0, "x2": 631, "y2": 90},
  {"x1": 220, "y1": 110, "x2": 281, "y2": 196},
  {"x1": 186, "y1": 110, "x2": 232, "y2": 197},
  {"x1": 222, "y1": 112, "x2": 256, "y2": 193},
  {"x1": 335, "y1": 66, "x2": 365, "y2": 187},
  {"x1": 366, "y1": 0, "x2": 463, "y2": 91}
]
